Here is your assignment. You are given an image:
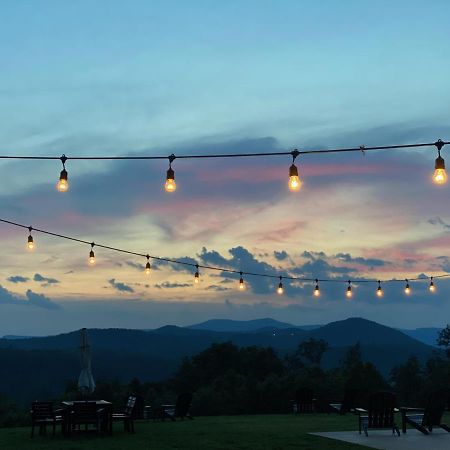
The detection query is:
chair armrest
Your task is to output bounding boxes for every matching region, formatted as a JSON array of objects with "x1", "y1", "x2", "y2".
[
  {"x1": 355, "y1": 408, "x2": 367, "y2": 414},
  {"x1": 399, "y1": 407, "x2": 425, "y2": 412}
]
